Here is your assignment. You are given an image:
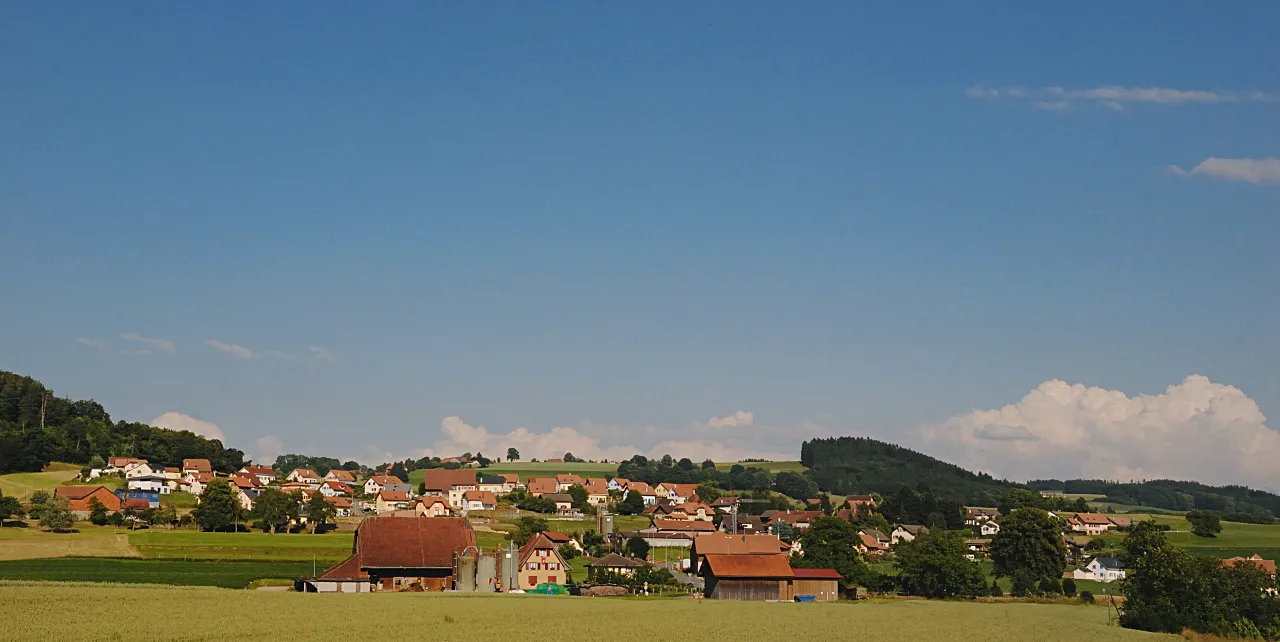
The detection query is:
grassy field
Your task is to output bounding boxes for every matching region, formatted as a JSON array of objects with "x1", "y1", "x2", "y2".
[
  {"x1": 0, "y1": 559, "x2": 317, "y2": 589},
  {"x1": 128, "y1": 530, "x2": 353, "y2": 561},
  {"x1": 0, "y1": 525, "x2": 139, "y2": 561},
  {"x1": 0, "y1": 584, "x2": 1172, "y2": 641},
  {"x1": 0, "y1": 469, "x2": 80, "y2": 500},
  {"x1": 1093, "y1": 514, "x2": 1280, "y2": 560}
]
